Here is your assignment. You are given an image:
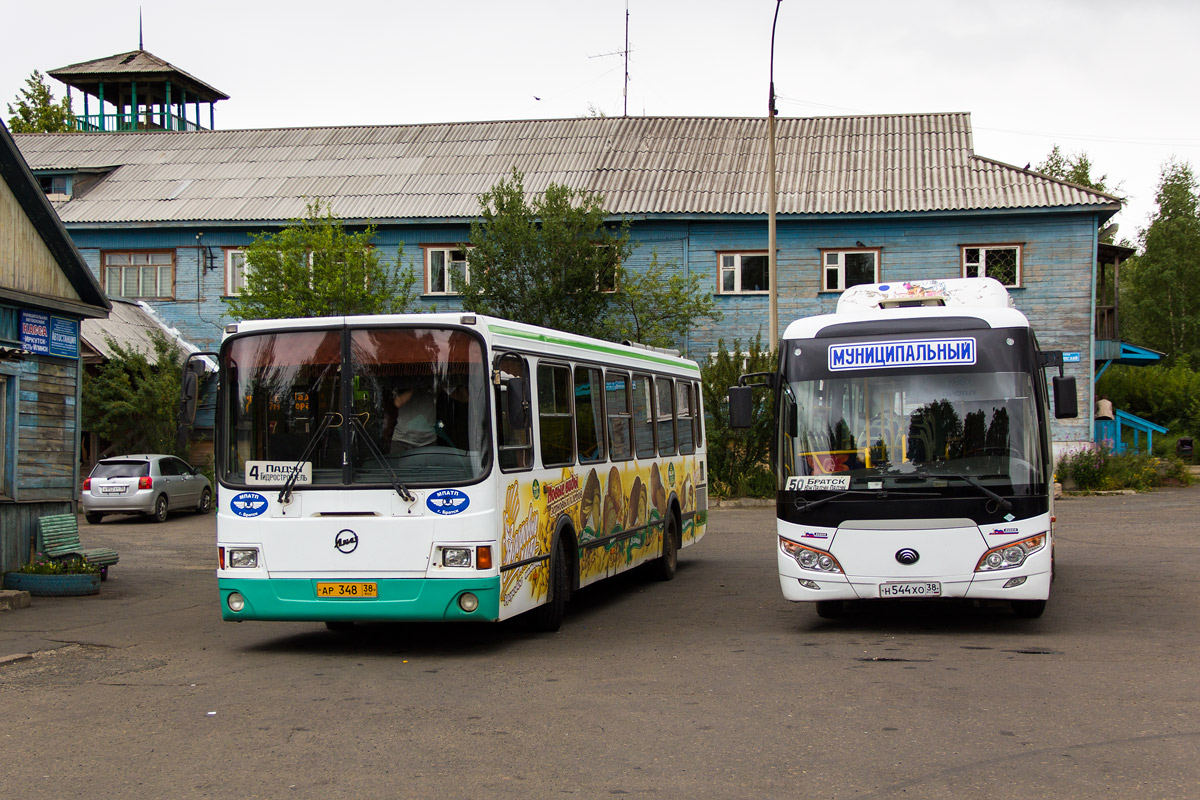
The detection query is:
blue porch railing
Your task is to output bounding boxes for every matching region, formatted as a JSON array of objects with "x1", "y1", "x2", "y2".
[
  {"x1": 1095, "y1": 408, "x2": 1169, "y2": 454},
  {"x1": 72, "y1": 113, "x2": 201, "y2": 132}
]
